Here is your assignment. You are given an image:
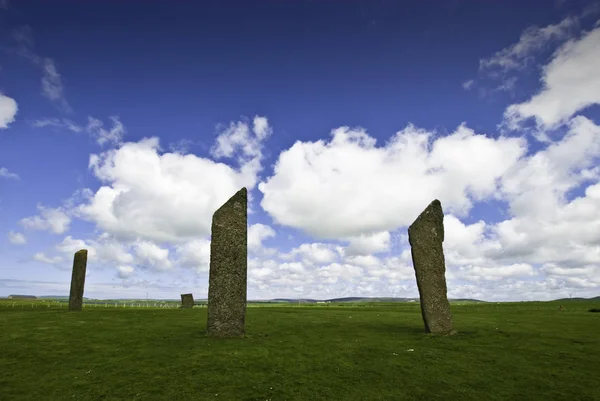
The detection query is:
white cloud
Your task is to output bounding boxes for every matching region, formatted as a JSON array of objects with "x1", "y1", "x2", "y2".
[
  {"x1": 55, "y1": 236, "x2": 98, "y2": 260},
  {"x1": 0, "y1": 93, "x2": 18, "y2": 129},
  {"x1": 210, "y1": 116, "x2": 272, "y2": 191},
  {"x1": 462, "y1": 79, "x2": 475, "y2": 90},
  {"x1": 0, "y1": 167, "x2": 19, "y2": 180},
  {"x1": 479, "y1": 15, "x2": 580, "y2": 73},
  {"x1": 33, "y1": 252, "x2": 64, "y2": 265},
  {"x1": 133, "y1": 241, "x2": 172, "y2": 271},
  {"x1": 31, "y1": 118, "x2": 82, "y2": 132},
  {"x1": 7, "y1": 231, "x2": 26, "y2": 245},
  {"x1": 345, "y1": 231, "x2": 390, "y2": 256},
  {"x1": 317, "y1": 263, "x2": 364, "y2": 284},
  {"x1": 259, "y1": 123, "x2": 526, "y2": 239},
  {"x1": 252, "y1": 116, "x2": 272, "y2": 140},
  {"x1": 86, "y1": 116, "x2": 126, "y2": 146},
  {"x1": 452, "y1": 263, "x2": 536, "y2": 282},
  {"x1": 11, "y1": 26, "x2": 71, "y2": 111},
  {"x1": 436, "y1": 117, "x2": 600, "y2": 284},
  {"x1": 284, "y1": 243, "x2": 339, "y2": 266},
  {"x1": 175, "y1": 239, "x2": 211, "y2": 273},
  {"x1": 499, "y1": 116, "x2": 600, "y2": 219},
  {"x1": 496, "y1": 76, "x2": 518, "y2": 93},
  {"x1": 20, "y1": 205, "x2": 71, "y2": 234},
  {"x1": 41, "y1": 58, "x2": 69, "y2": 110},
  {"x1": 75, "y1": 121, "x2": 264, "y2": 242},
  {"x1": 116, "y1": 265, "x2": 135, "y2": 279},
  {"x1": 504, "y1": 26, "x2": 600, "y2": 129},
  {"x1": 248, "y1": 223, "x2": 276, "y2": 253}
]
